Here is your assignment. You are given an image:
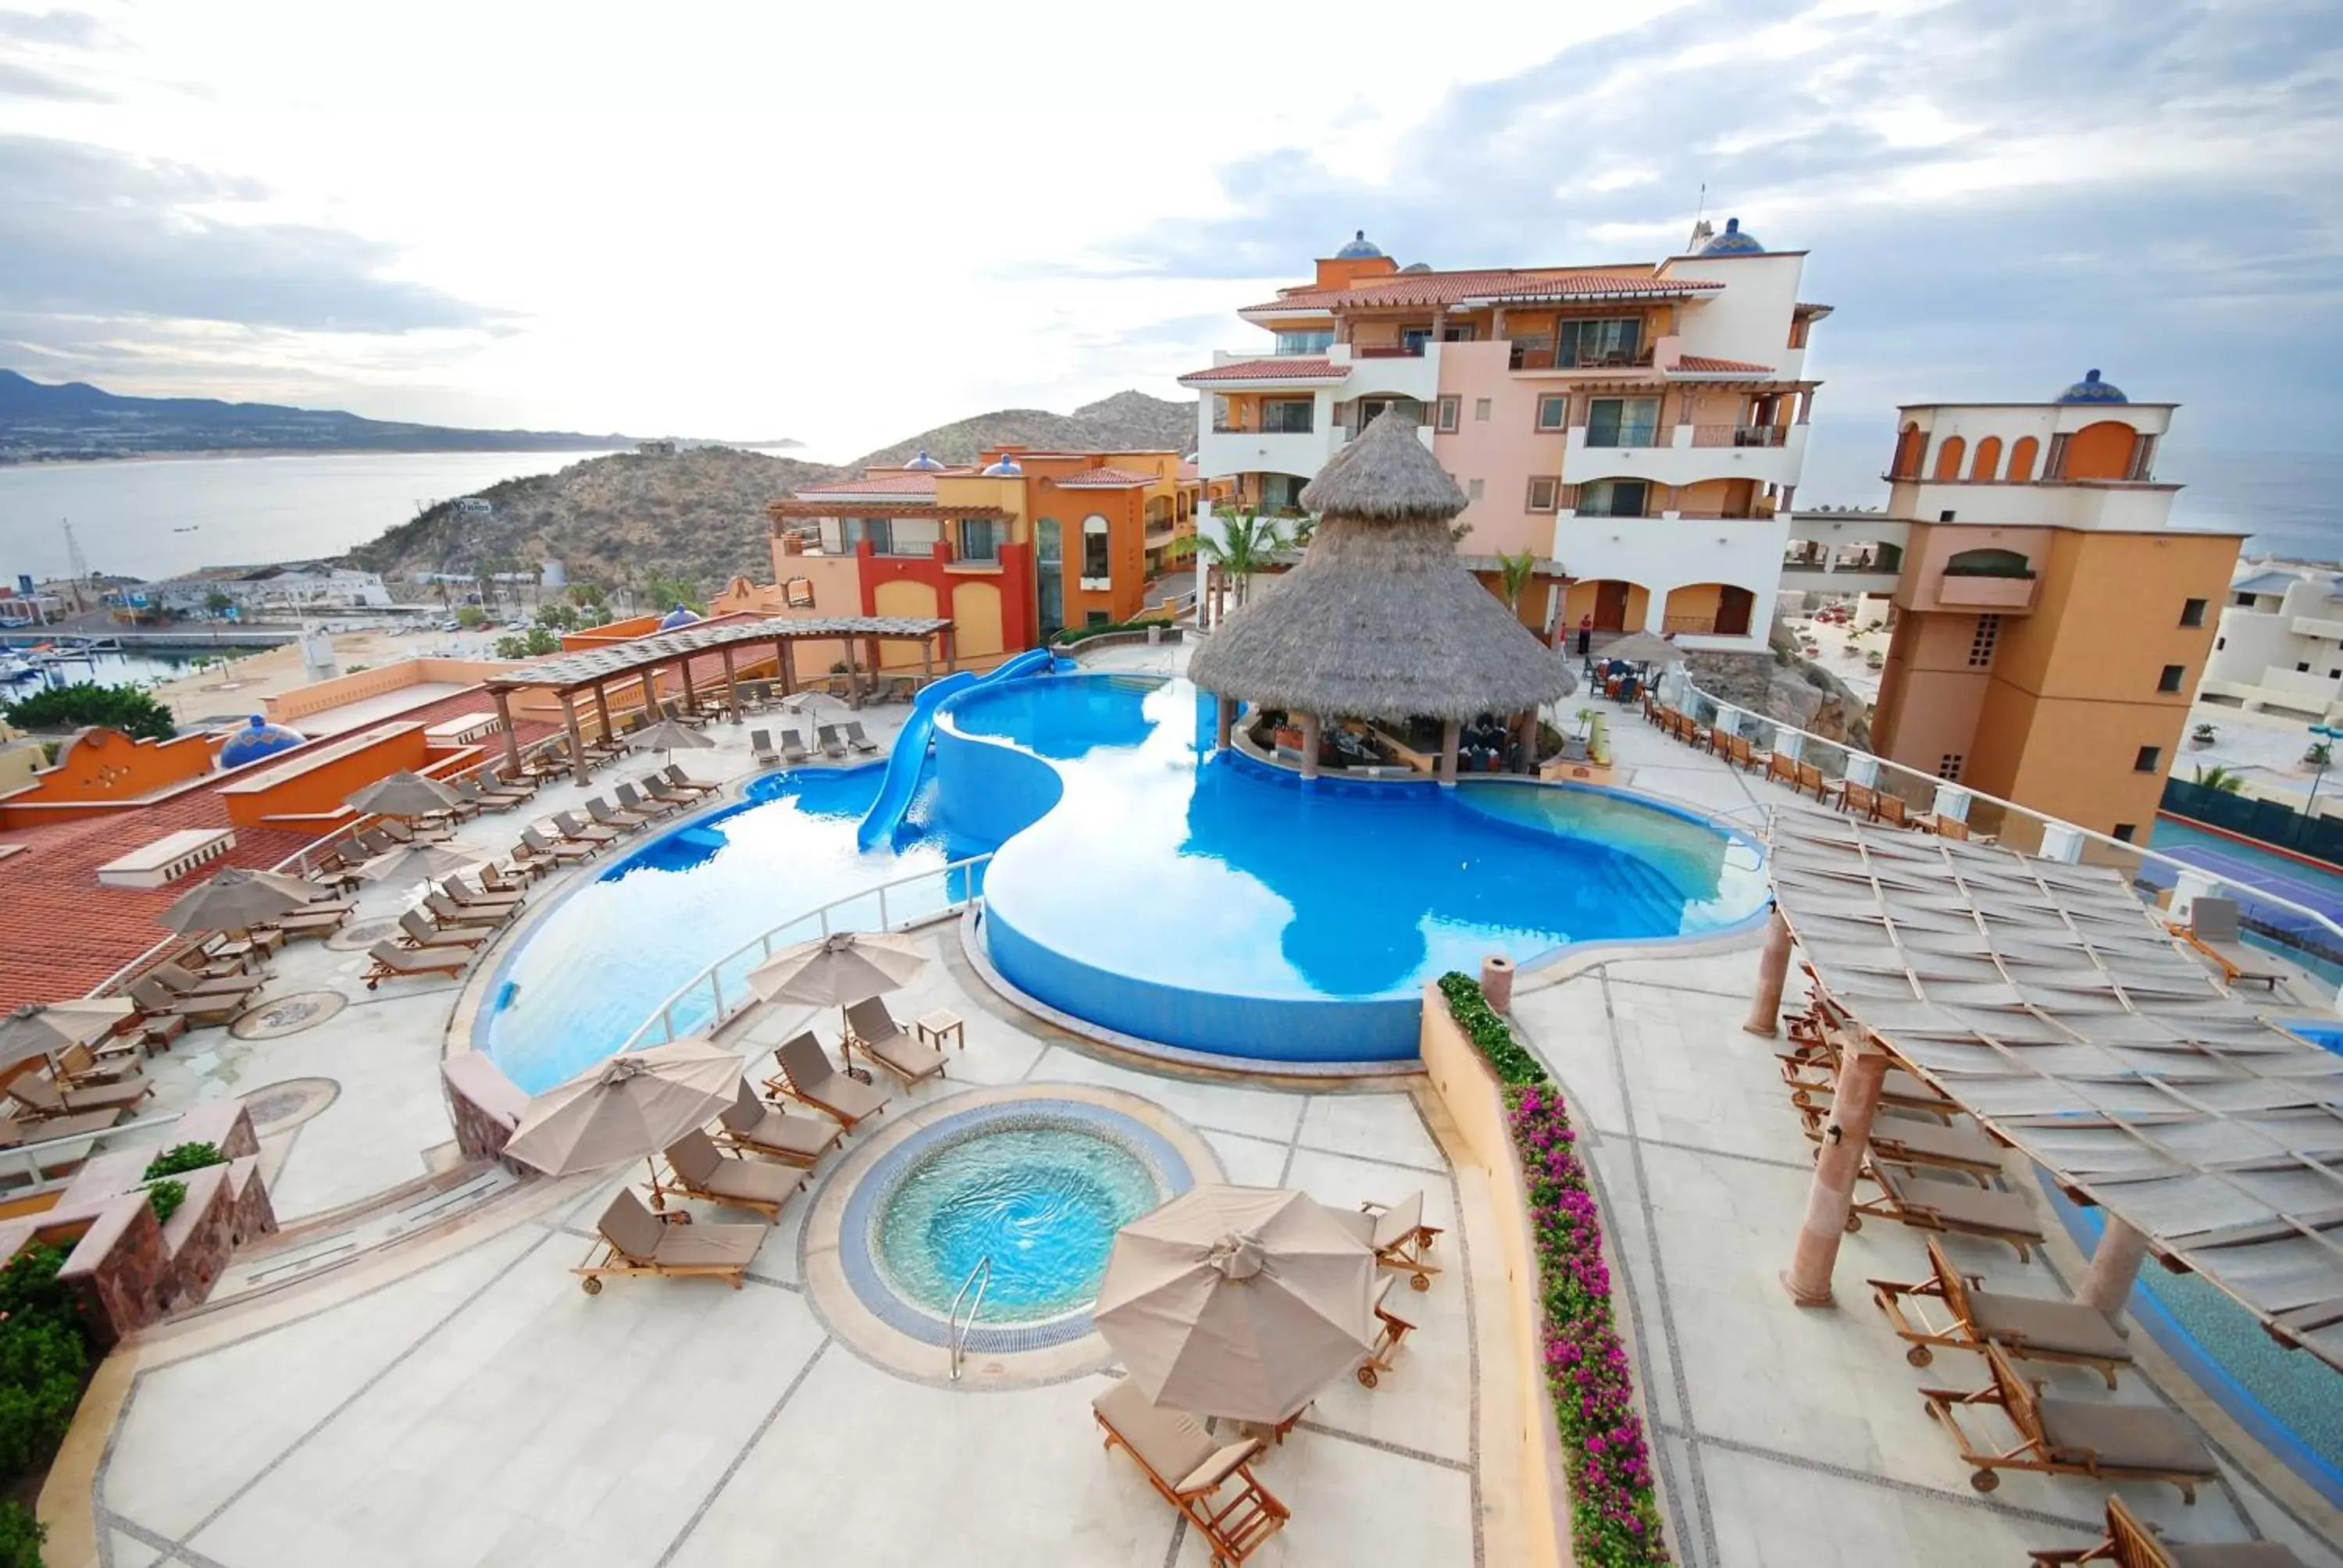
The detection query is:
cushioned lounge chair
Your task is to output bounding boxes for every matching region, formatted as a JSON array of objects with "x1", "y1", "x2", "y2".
[
  {"x1": 1332, "y1": 1192, "x2": 1443, "y2": 1291},
  {"x1": 815, "y1": 723, "x2": 847, "y2": 759},
  {"x1": 267, "y1": 903, "x2": 351, "y2": 941},
  {"x1": 843, "y1": 720, "x2": 879, "y2": 755},
  {"x1": 715, "y1": 1082, "x2": 844, "y2": 1167},
  {"x1": 0, "y1": 1106, "x2": 123, "y2": 1155},
  {"x1": 614, "y1": 781, "x2": 674, "y2": 820},
  {"x1": 1870, "y1": 1238, "x2": 2134, "y2": 1388},
  {"x1": 843, "y1": 996, "x2": 948, "y2": 1088},
  {"x1": 763, "y1": 1032, "x2": 890, "y2": 1130},
  {"x1": 149, "y1": 961, "x2": 264, "y2": 1003},
  {"x1": 1796, "y1": 1103, "x2": 2004, "y2": 1185},
  {"x1": 424, "y1": 891, "x2": 512, "y2": 931},
  {"x1": 781, "y1": 727, "x2": 809, "y2": 764},
  {"x1": 2176, "y1": 897, "x2": 2285, "y2": 991},
  {"x1": 2027, "y1": 1495, "x2": 2306, "y2": 1566},
  {"x1": 751, "y1": 728, "x2": 779, "y2": 766},
  {"x1": 649, "y1": 1128, "x2": 808, "y2": 1222},
  {"x1": 1780, "y1": 1051, "x2": 1963, "y2": 1124},
  {"x1": 519, "y1": 826, "x2": 595, "y2": 864},
  {"x1": 573, "y1": 1187, "x2": 764, "y2": 1294},
  {"x1": 127, "y1": 976, "x2": 251, "y2": 1028},
  {"x1": 9, "y1": 1070, "x2": 149, "y2": 1119},
  {"x1": 1093, "y1": 1381, "x2": 1288, "y2": 1565},
  {"x1": 52, "y1": 1041, "x2": 143, "y2": 1088},
  {"x1": 443, "y1": 878, "x2": 525, "y2": 912},
  {"x1": 662, "y1": 764, "x2": 716, "y2": 797},
  {"x1": 398, "y1": 909, "x2": 490, "y2": 951},
  {"x1": 551, "y1": 811, "x2": 619, "y2": 847},
  {"x1": 586, "y1": 796, "x2": 654, "y2": 833},
  {"x1": 362, "y1": 939, "x2": 469, "y2": 989},
  {"x1": 1853, "y1": 1160, "x2": 2045, "y2": 1262},
  {"x1": 1922, "y1": 1344, "x2": 2216, "y2": 1501}
]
